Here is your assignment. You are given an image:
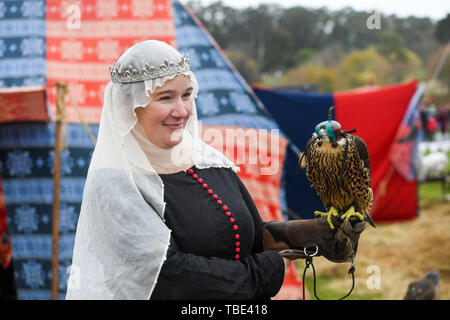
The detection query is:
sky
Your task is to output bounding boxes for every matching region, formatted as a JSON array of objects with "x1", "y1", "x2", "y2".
[{"x1": 188, "y1": 0, "x2": 450, "y2": 20}]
